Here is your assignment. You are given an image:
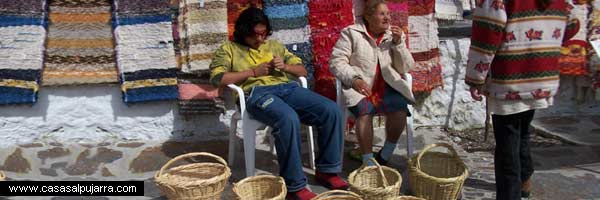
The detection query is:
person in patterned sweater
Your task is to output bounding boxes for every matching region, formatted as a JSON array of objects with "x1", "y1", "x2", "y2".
[{"x1": 466, "y1": 0, "x2": 579, "y2": 199}]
